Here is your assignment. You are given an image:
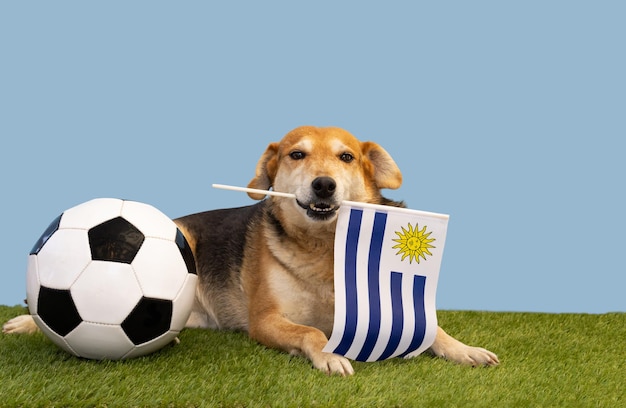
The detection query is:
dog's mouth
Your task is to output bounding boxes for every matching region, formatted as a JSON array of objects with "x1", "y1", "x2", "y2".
[{"x1": 296, "y1": 199, "x2": 339, "y2": 221}]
